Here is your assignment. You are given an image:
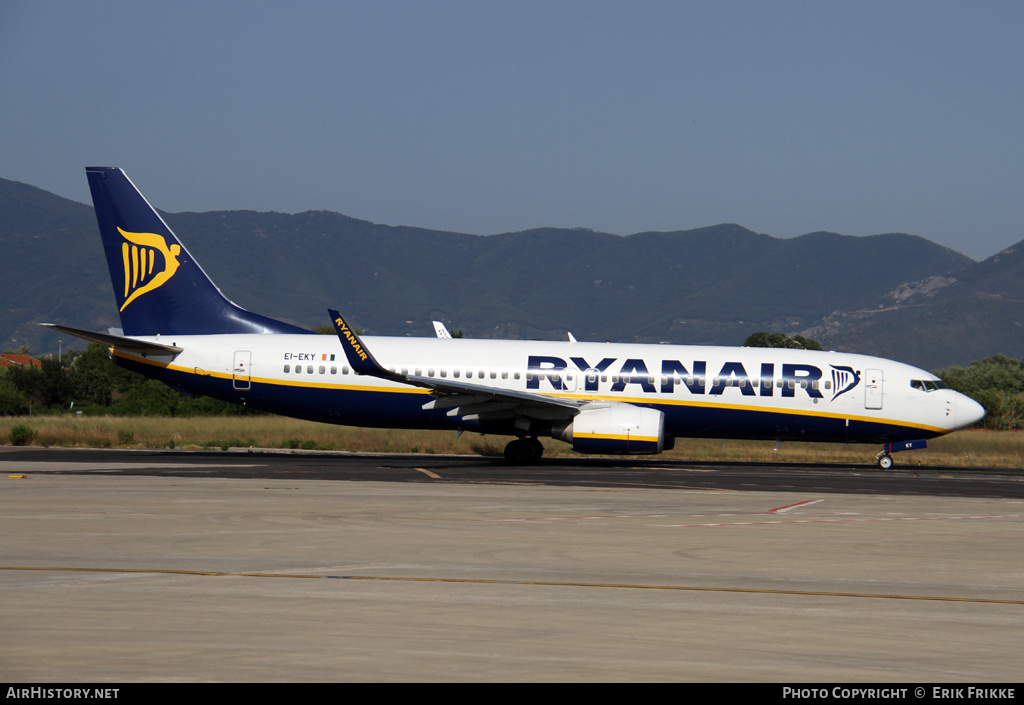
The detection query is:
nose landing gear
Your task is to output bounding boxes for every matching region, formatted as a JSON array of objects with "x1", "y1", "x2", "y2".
[{"x1": 875, "y1": 439, "x2": 928, "y2": 469}]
